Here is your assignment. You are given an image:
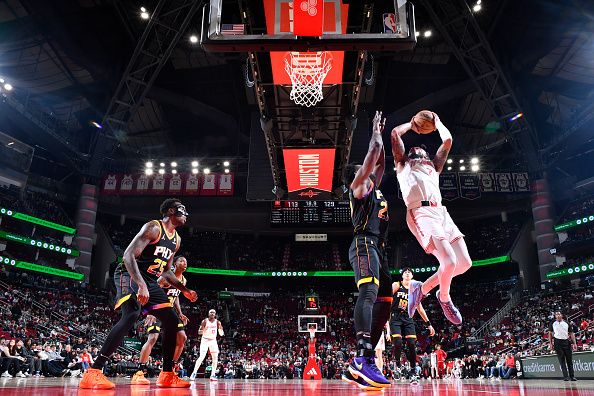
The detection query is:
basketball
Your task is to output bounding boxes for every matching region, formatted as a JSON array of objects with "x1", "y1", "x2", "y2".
[{"x1": 412, "y1": 110, "x2": 436, "y2": 134}]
